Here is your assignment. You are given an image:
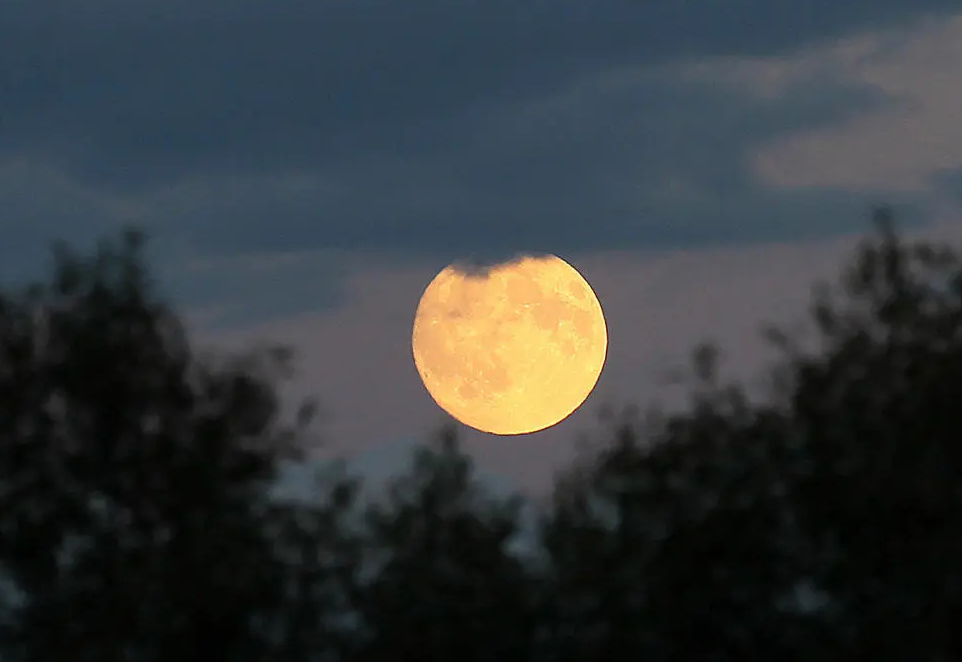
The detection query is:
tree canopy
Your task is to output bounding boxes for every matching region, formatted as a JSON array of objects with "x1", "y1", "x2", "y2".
[{"x1": 3, "y1": 209, "x2": 962, "y2": 660}]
